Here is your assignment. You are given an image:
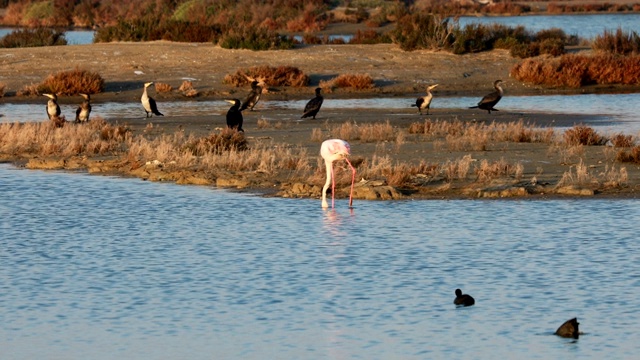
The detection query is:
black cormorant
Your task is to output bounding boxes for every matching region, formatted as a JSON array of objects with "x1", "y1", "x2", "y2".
[
  {"x1": 301, "y1": 87, "x2": 323, "y2": 120},
  {"x1": 469, "y1": 80, "x2": 503, "y2": 114},
  {"x1": 226, "y1": 99, "x2": 244, "y2": 132},
  {"x1": 141, "y1": 82, "x2": 164, "y2": 118},
  {"x1": 240, "y1": 80, "x2": 263, "y2": 111},
  {"x1": 75, "y1": 93, "x2": 92, "y2": 123},
  {"x1": 454, "y1": 289, "x2": 475, "y2": 307},
  {"x1": 412, "y1": 84, "x2": 438, "y2": 115},
  {"x1": 43, "y1": 93, "x2": 60, "y2": 120}
]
